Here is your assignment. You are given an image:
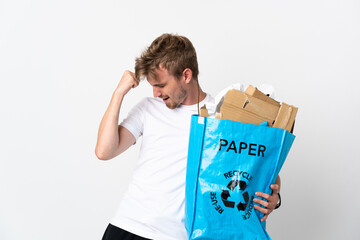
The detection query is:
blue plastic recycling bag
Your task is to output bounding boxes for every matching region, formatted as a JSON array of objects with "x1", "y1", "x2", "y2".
[{"x1": 185, "y1": 115, "x2": 295, "y2": 240}]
